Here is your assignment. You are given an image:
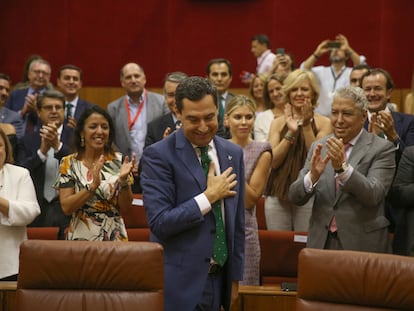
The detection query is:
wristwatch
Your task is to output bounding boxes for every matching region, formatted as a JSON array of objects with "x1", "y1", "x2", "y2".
[{"x1": 335, "y1": 162, "x2": 349, "y2": 174}]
